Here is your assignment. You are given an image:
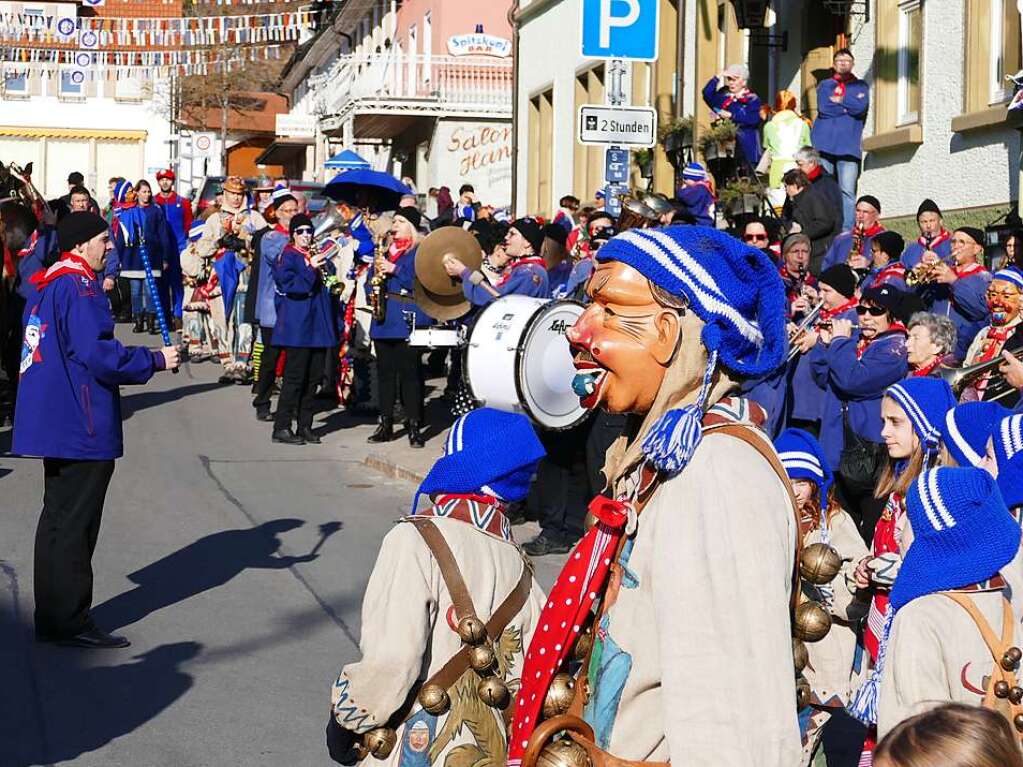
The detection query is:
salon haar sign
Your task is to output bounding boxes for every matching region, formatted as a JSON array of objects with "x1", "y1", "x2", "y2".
[{"x1": 447, "y1": 33, "x2": 511, "y2": 58}]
